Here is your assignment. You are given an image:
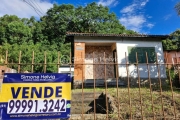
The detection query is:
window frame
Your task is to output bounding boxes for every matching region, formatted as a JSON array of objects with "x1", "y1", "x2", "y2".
[{"x1": 128, "y1": 46, "x2": 156, "y2": 64}]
